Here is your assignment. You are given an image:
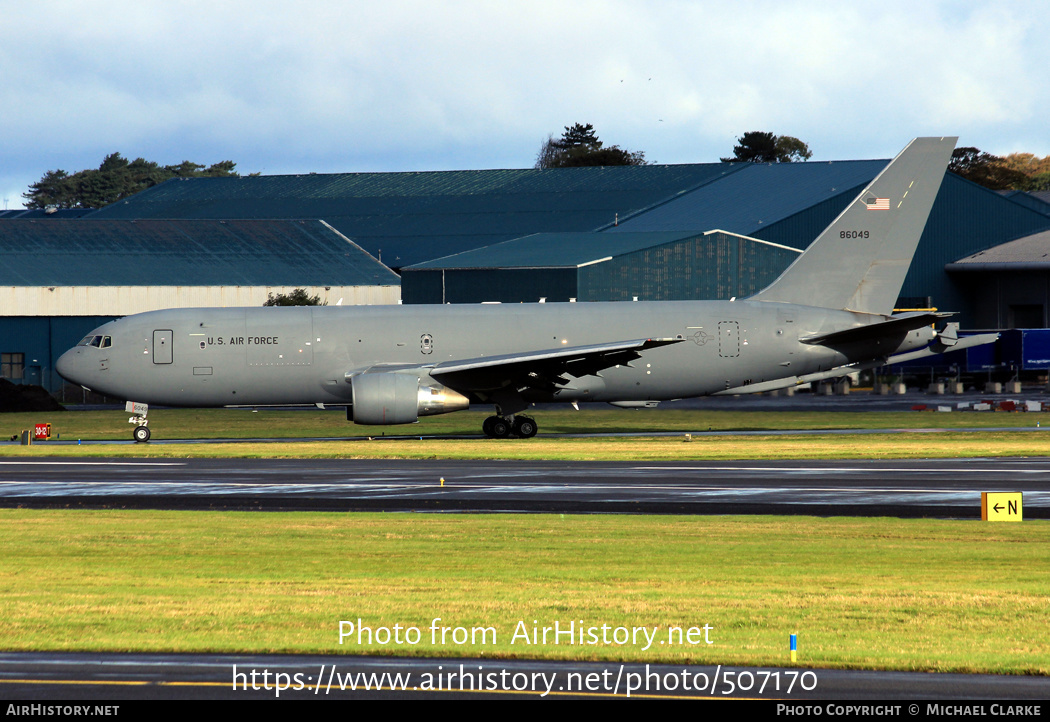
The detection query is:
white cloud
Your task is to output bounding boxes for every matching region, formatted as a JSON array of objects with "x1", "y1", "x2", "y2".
[{"x1": 2, "y1": 0, "x2": 1049, "y2": 206}]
